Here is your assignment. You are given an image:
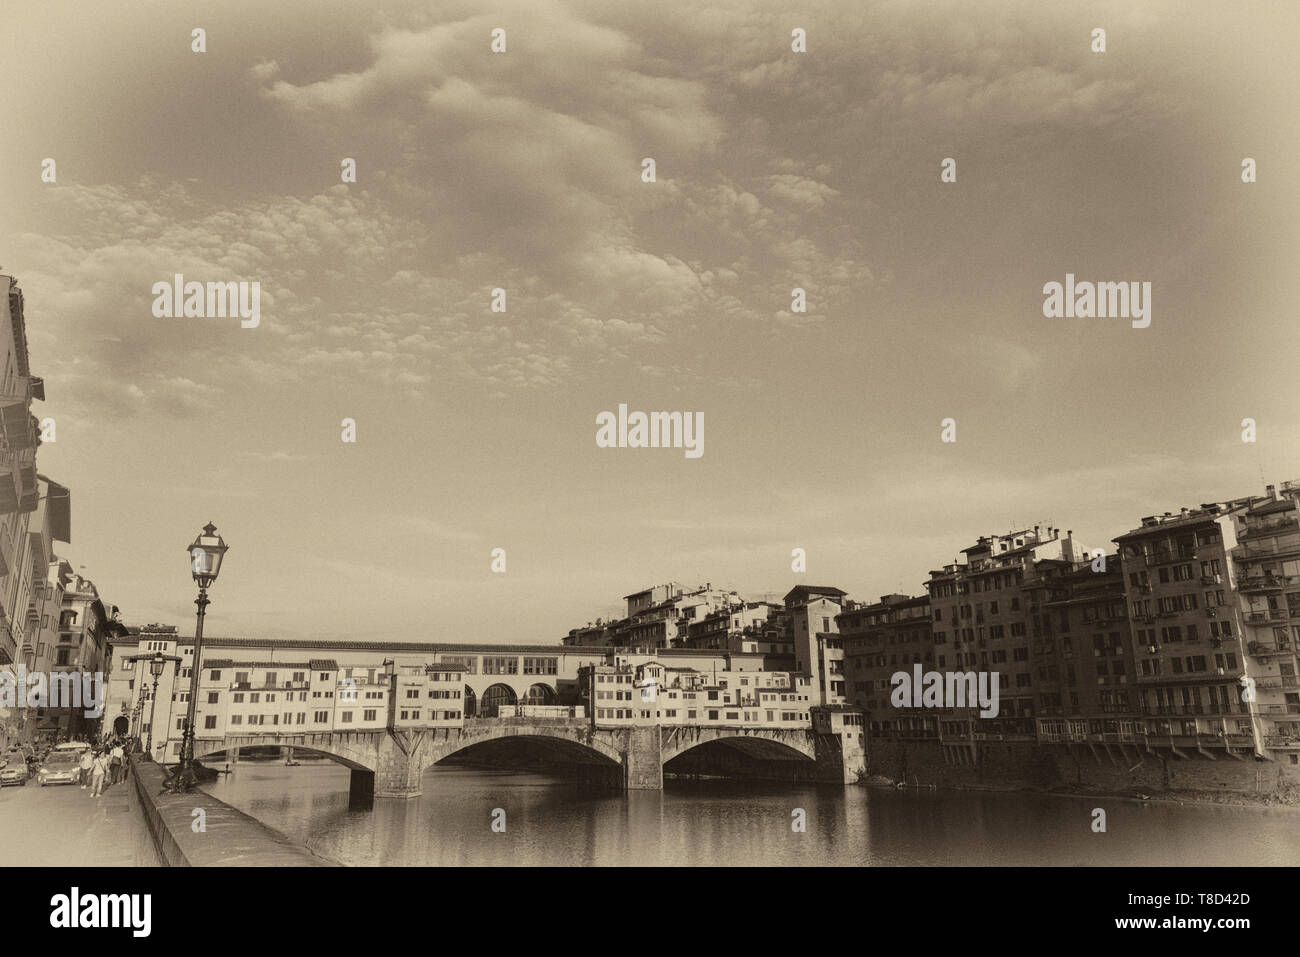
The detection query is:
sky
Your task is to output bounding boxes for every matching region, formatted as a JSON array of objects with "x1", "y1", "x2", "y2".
[{"x1": 0, "y1": 0, "x2": 1296, "y2": 642}]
